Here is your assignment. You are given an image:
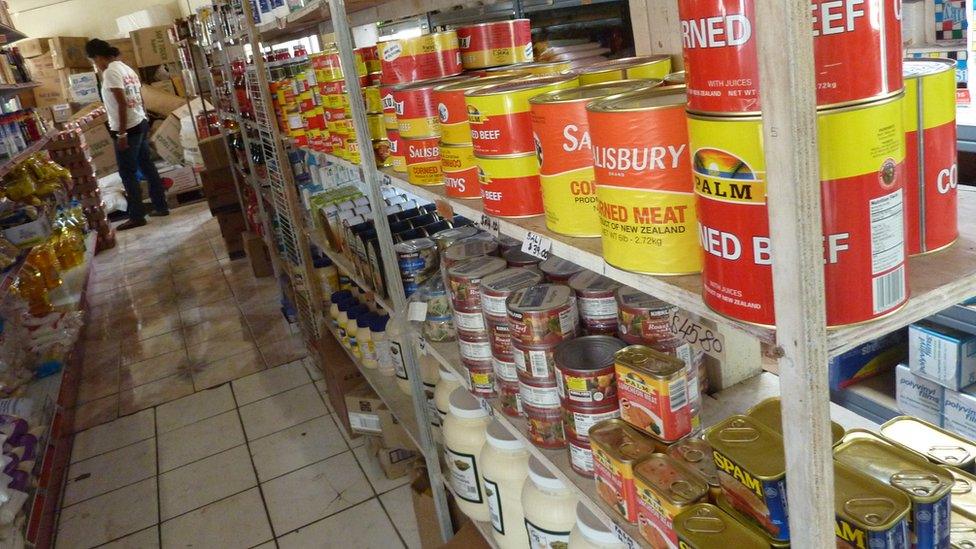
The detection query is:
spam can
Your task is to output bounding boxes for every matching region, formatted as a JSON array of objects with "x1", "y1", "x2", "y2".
[
  {"x1": 689, "y1": 94, "x2": 908, "y2": 327},
  {"x1": 952, "y1": 510, "x2": 976, "y2": 548},
  {"x1": 633, "y1": 454, "x2": 708, "y2": 547},
  {"x1": 746, "y1": 397, "x2": 846, "y2": 444},
  {"x1": 704, "y1": 415, "x2": 789, "y2": 541},
  {"x1": 440, "y1": 143, "x2": 480, "y2": 198},
  {"x1": 387, "y1": 129, "x2": 406, "y2": 173},
  {"x1": 403, "y1": 136, "x2": 442, "y2": 185},
  {"x1": 834, "y1": 460, "x2": 912, "y2": 548},
  {"x1": 476, "y1": 153, "x2": 545, "y2": 217},
  {"x1": 615, "y1": 345, "x2": 694, "y2": 442},
  {"x1": 465, "y1": 75, "x2": 579, "y2": 156},
  {"x1": 433, "y1": 75, "x2": 520, "y2": 145},
  {"x1": 393, "y1": 76, "x2": 471, "y2": 138},
  {"x1": 590, "y1": 418, "x2": 663, "y2": 523},
  {"x1": 666, "y1": 437, "x2": 722, "y2": 501},
  {"x1": 588, "y1": 86, "x2": 701, "y2": 275},
  {"x1": 530, "y1": 80, "x2": 659, "y2": 237},
  {"x1": 577, "y1": 55, "x2": 672, "y2": 85},
  {"x1": 377, "y1": 31, "x2": 462, "y2": 85},
  {"x1": 456, "y1": 20, "x2": 533, "y2": 69},
  {"x1": 674, "y1": 503, "x2": 769, "y2": 548},
  {"x1": 948, "y1": 467, "x2": 976, "y2": 521},
  {"x1": 903, "y1": 59, "x2": 959, "y2": 255},
  {"x1": 880, "y1": 416, "x2": 976, "y2": 472}
]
